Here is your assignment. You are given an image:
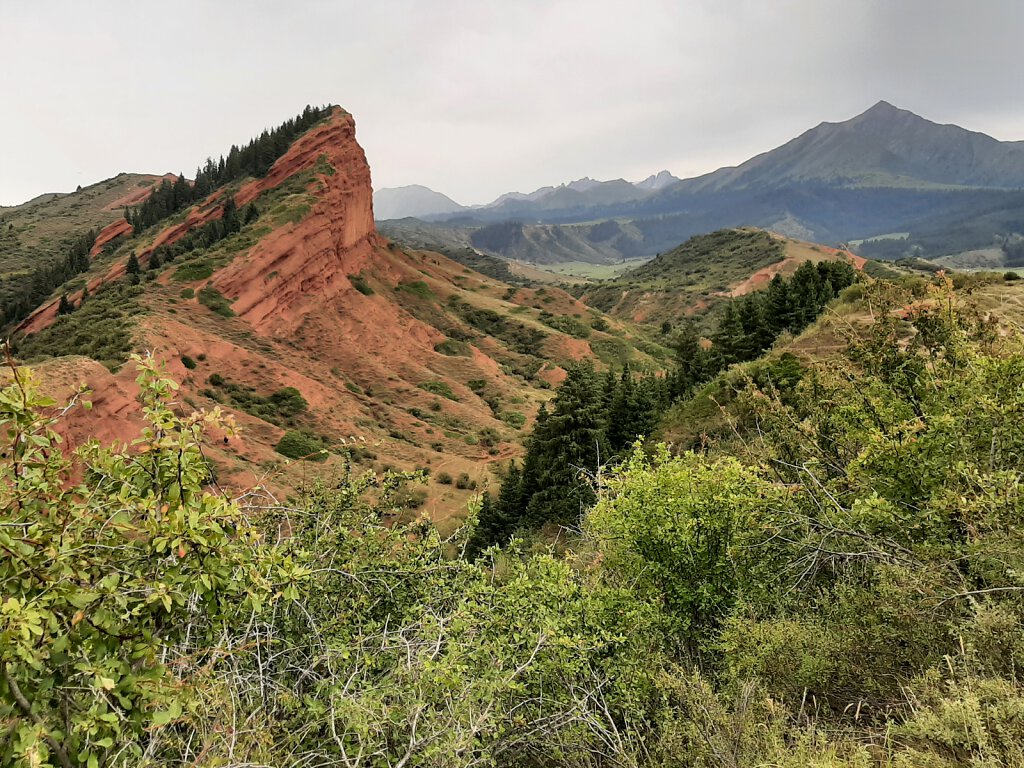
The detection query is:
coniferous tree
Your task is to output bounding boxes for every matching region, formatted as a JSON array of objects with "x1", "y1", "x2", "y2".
[
  {"x1": 524, "y1": 361, "x2": 609, "y2": 528},
  {"x1": 607, "y1": 364, "x2": 639, "y2": 452},
  {"x1": 765, "y1": 273, "x2": 794, "y2": 333},
  {"x1": 713, "y1": 302, "x2": 745, "y2": 367},
  {"x1": 57, "y1": 294, "x2": 73, "y2": 315}
]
